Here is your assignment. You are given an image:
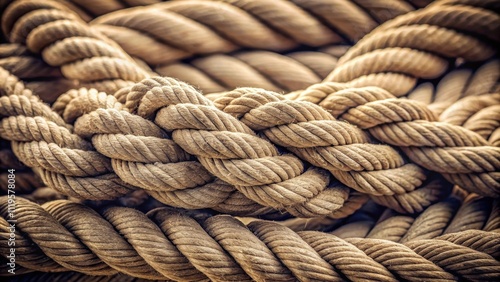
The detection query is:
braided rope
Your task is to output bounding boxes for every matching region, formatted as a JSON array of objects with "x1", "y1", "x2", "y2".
[{"x1": 1, "y1": 196, "x2": 499, "y2": 281}]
